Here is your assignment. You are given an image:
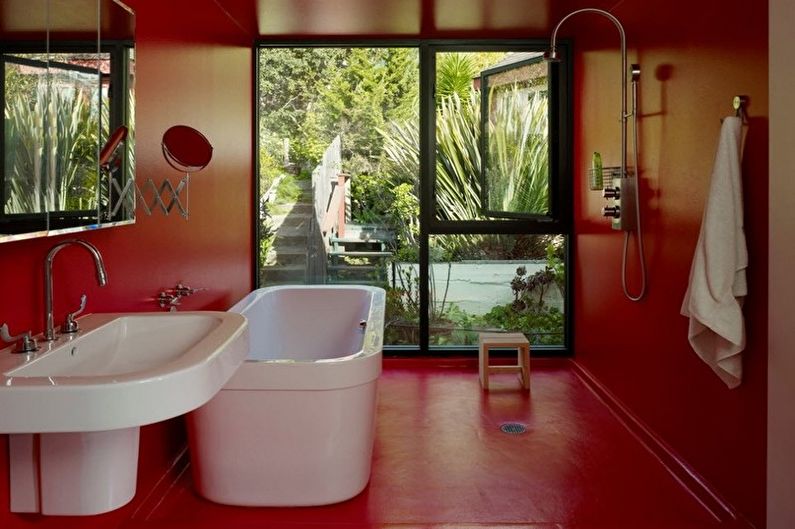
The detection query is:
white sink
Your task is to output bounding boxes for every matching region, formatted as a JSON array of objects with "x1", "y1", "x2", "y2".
[
  {"x1": 0, "y1": 312, "x2": 248, "y2": 433},
  {"x1": 0, "y1": 311, "x2": 248, "y2": 516}
]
